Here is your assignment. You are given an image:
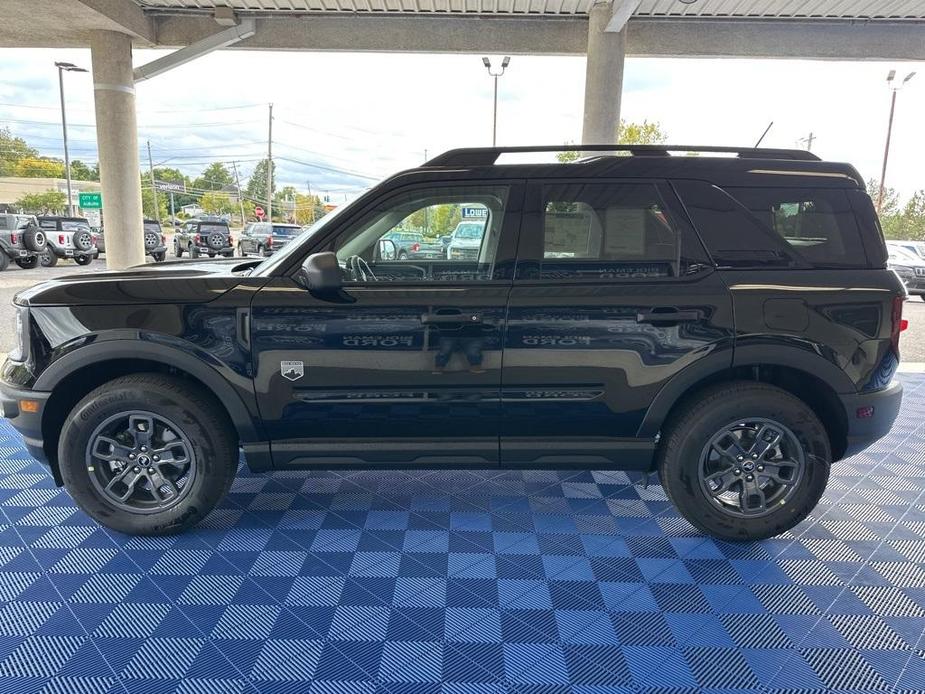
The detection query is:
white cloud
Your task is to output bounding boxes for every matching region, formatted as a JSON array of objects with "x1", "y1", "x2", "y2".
[{"x1": 1, "y1": 47, "x2": 922, "y2": 201}]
